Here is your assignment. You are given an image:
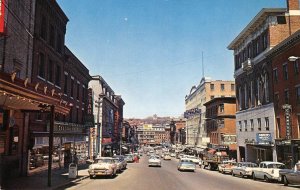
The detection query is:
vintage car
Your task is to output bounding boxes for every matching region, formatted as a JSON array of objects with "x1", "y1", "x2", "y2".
[
  {"x1": 178, "y1": 160, "x2": 196, "y2": 172},
  {"x1": 218, "y1": 160, "x2": 237, "y2": 174},
  {"x1": 279, "y1": 162, "x2": 300, "y2": 186},
  {"x1": 232, "y1": 162, "x2": 258, "y2": 178},
  {"x1": 163, "y1": 154, "x2": 172, "y2": 160},
  {"x1": 180, "y1": 155, "x2": 200, "y2": 164},
  {"x1": 170, "y1": 153, "x2": 176, "y2": 157},
  {"x1": 252, "y1": 161, "x2": 286, "y2": 182},
  {"x1": 148, "y1": 155, "x2": 161, "y2": 167},
  {"x1": 113, "y1": 155, "x2": 127, "y2": 172},
  {"x1": 88, "y1": 157, "x2": 117, "y2": 178},
  {"x1": 124, "y1": 154, "x2": 134, "y2": 163}
]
